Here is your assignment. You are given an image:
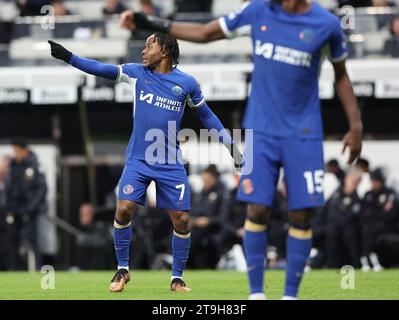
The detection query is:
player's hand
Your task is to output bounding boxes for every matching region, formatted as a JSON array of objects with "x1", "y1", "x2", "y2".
[
  {"x1": 48, "y1": 40, "x2": 72, "y2": 63},
  {"x1": 119, "y1": 10, "x2": 136, "y2": 30},
  {"x1": 233, "y1": 153, "x2": 245, "y2": 173},
  {"x1": 342, "y1": 127, "x2": 363, "y2": 165},
  {"x1": 230, "y1": 144, "x2": 245, "y2": 173},
  {"x1": 119, "y1": 11, "x2": 171, "y2": 33}
]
